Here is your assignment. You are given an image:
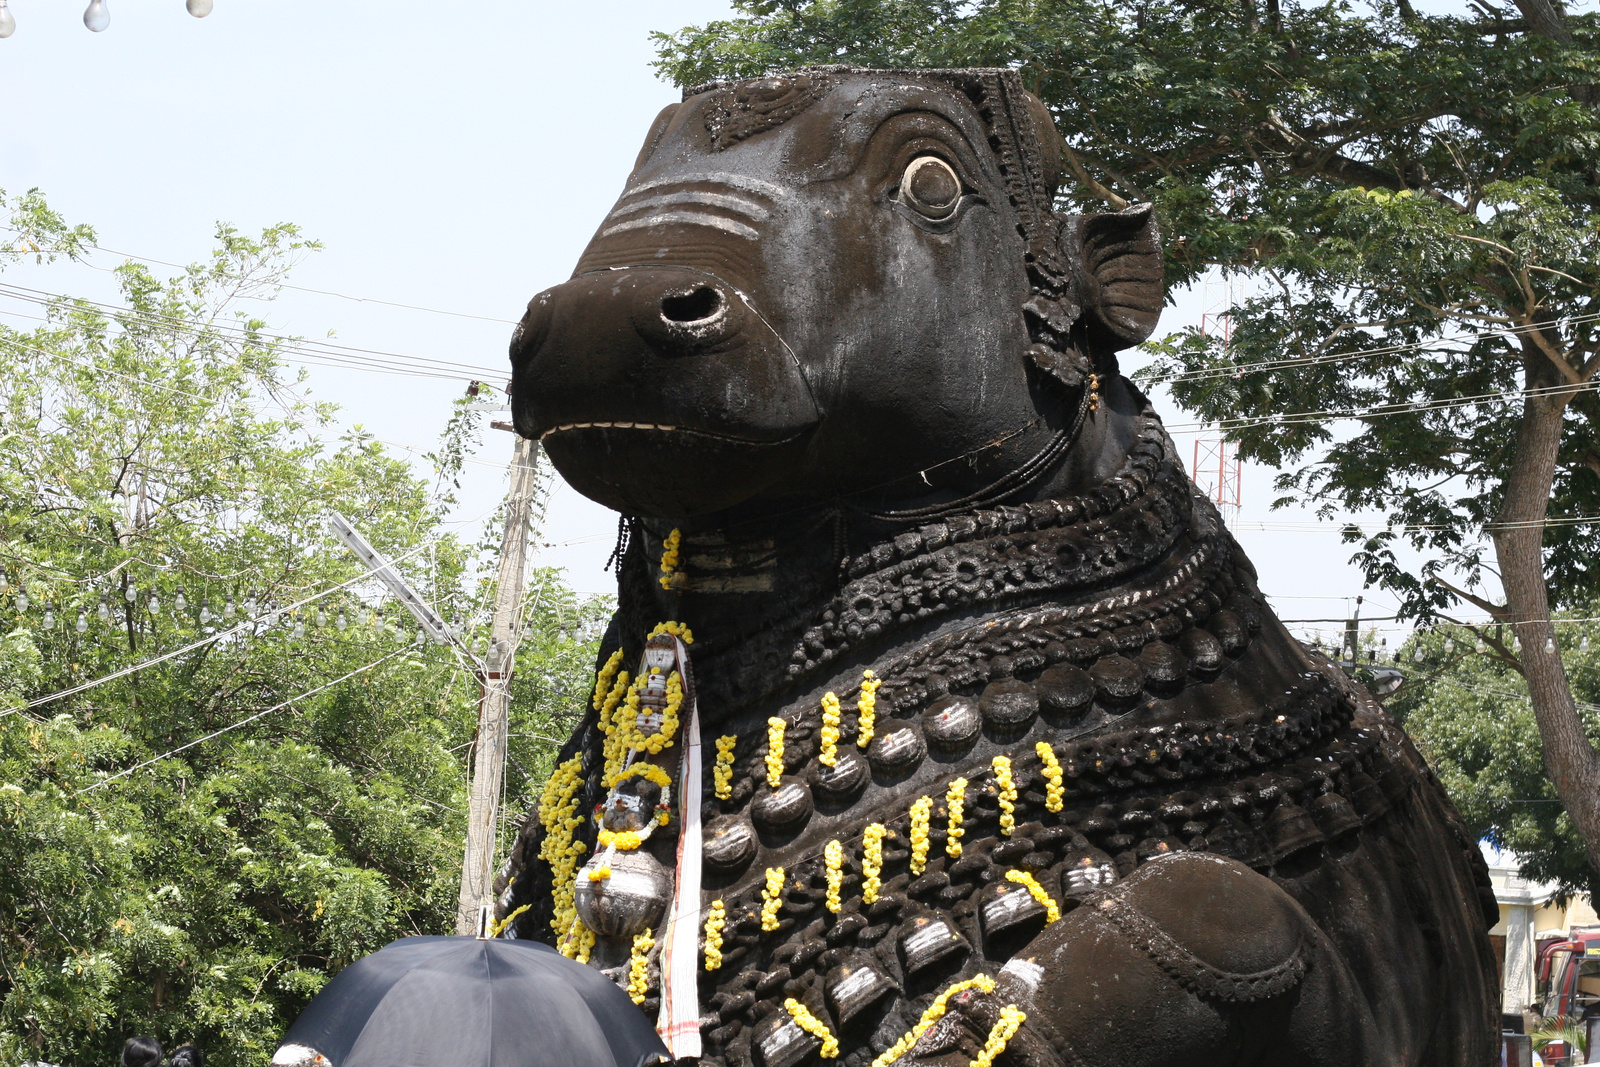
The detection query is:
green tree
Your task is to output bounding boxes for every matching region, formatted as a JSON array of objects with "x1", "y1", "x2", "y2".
[
  {"x1": 1395, "y1": 613, "x2": 1600, "y2": 897},
  {"x1": 653, "y1": 0, "x2": 1600, "y2": 880},
  {"x1": 0, "y1": 190, "x2": 604, "y2": 1067}
]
